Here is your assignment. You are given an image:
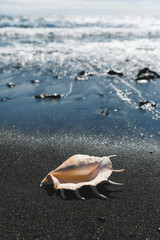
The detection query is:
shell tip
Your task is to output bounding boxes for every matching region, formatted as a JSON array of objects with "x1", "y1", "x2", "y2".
[
  {"x1": 75, "y1": 189, "x2": 85, "y2": 200},
  {"x1": 112, "y1": 168, "x2": 125, "y2": 172},
  {"x1": 108, "y1": 155, "x2": 117, "y2": 159}
]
